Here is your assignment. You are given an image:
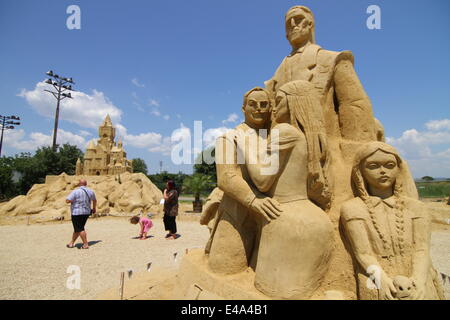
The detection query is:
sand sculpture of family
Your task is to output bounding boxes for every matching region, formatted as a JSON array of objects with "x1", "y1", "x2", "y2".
[{"x1": 200, "y1": 6, "x2": 445, "y2": 300}]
